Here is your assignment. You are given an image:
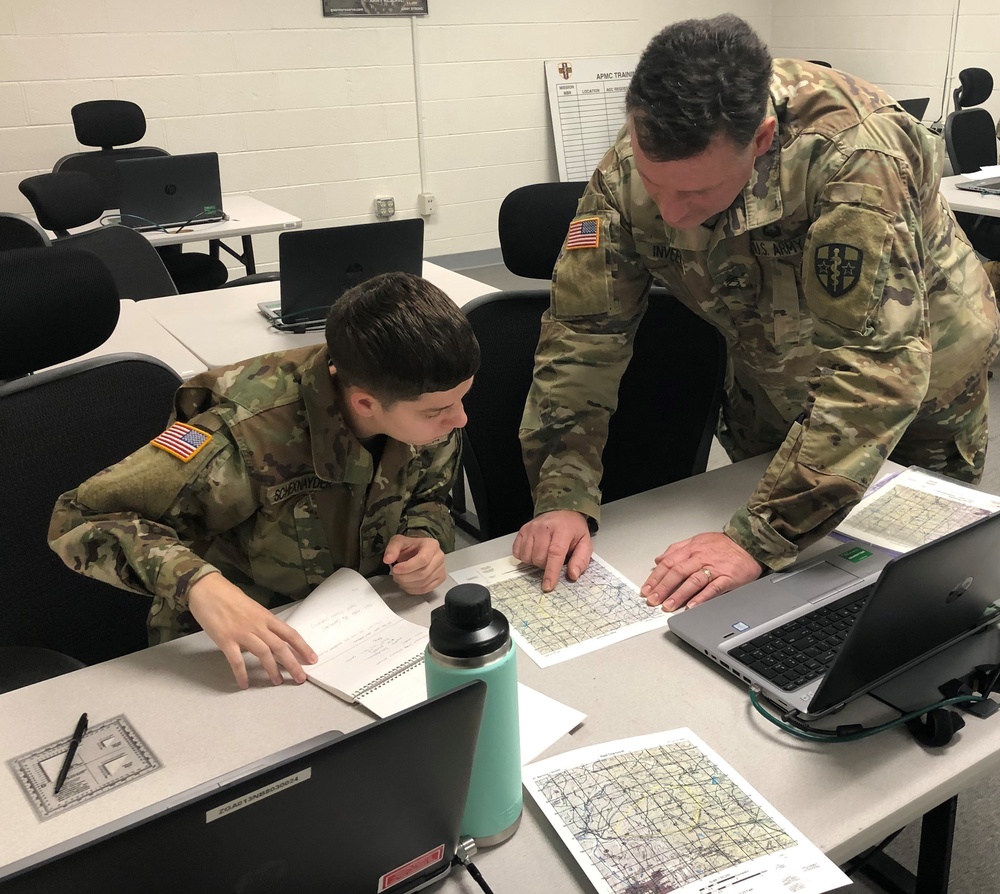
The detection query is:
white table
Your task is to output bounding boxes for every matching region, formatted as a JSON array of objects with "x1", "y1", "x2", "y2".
[
  {"x1": 940, "y1": 173, "x2": 1000, "y2": 216},
  {"x1": 142, "y1": 261, "x2": 497, "y2": 369},
  {"x1": 40, "y1": 299, "x2": 206, "y2": 380},
  {"x1": 3, "y1": 456, "x2": 999, "y2": 892}
]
